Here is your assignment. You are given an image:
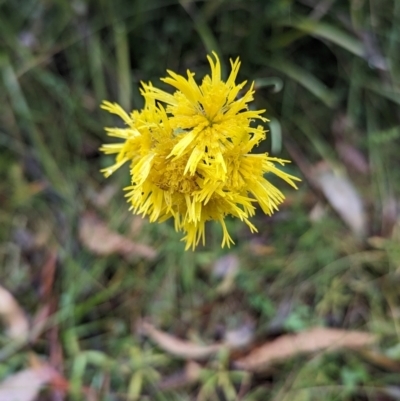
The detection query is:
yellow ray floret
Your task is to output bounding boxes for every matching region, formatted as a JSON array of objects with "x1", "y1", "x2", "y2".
[{"x1": 100, "y1": 53, "x2": 300, "y2": 250}]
